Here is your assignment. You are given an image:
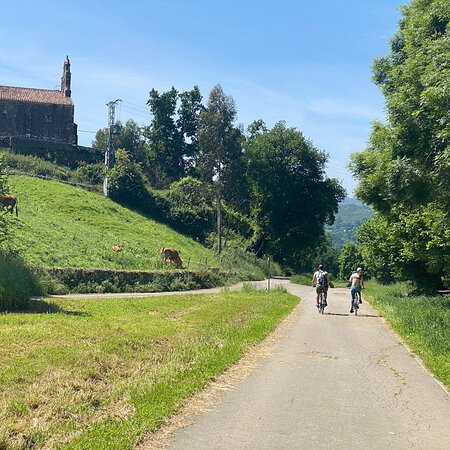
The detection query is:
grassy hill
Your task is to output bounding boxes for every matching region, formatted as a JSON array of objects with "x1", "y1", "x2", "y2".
[
  {"x1": 9, "y1": 176, "x2": 218, "y2": 270},
  {"x1": 326, "y1": 200, "x2": 372, "y2": 248}
]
